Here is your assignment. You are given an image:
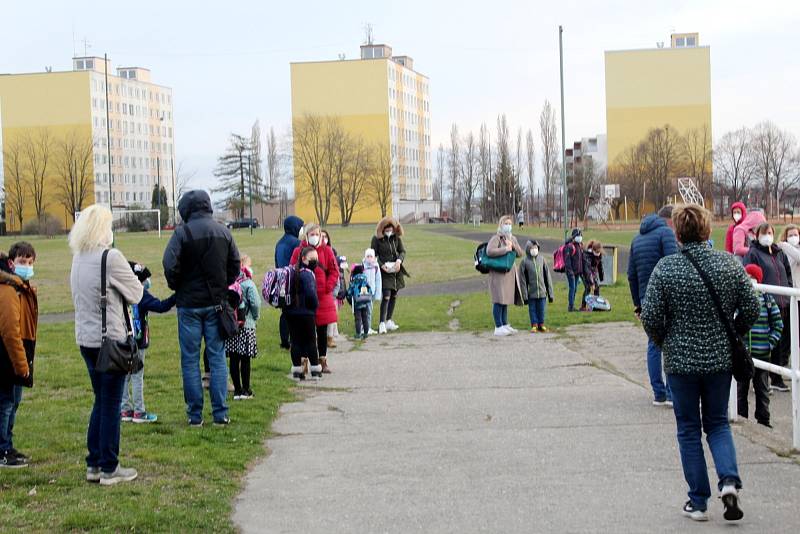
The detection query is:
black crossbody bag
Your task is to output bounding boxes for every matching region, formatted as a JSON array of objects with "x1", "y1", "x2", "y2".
[
  {"x1": 682, "y1": 250, "x2": 755, "y2": 382},
  {"x1": 97, "y1": 249, "x2": 143, "y2": 374}
]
